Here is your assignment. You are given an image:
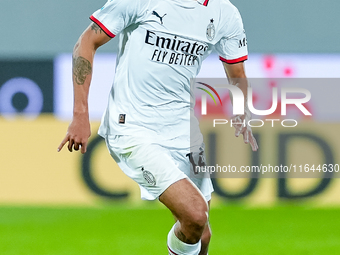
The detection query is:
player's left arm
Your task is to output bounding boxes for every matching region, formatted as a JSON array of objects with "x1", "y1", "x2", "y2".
[
  {"x1": 57, "y1": 23, "x2": 112, "y2": 154},
  {"x1": 222, "y1": 61, "x2": 258, "y2": 151}
]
